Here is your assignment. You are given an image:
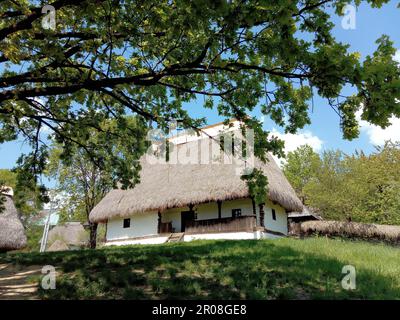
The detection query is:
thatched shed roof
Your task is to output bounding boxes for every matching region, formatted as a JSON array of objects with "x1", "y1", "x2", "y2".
[
  {"x1": 90, "y1": 138, "x2": 303, "y2": 223},
  {"x1": 0, "y1": 191, "x2": 27, "y2": 251},
  {"x1": 288, "y1": 207, "x2": 322, "y2": 221}
]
